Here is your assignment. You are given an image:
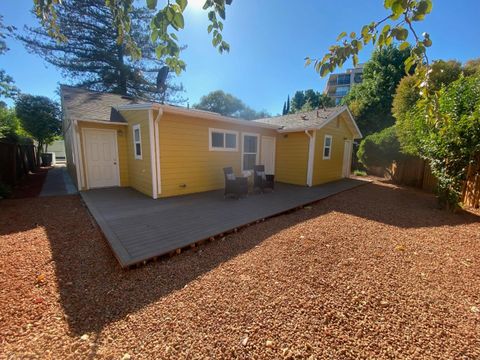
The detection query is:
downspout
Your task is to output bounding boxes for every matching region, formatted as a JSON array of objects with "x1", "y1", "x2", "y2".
[
  {"x1": 154, "y1": 108, "x2": 163, "y2": 196},
  {"x1": 305, "y1": 130, "x2": 316, "y2": 187}
]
